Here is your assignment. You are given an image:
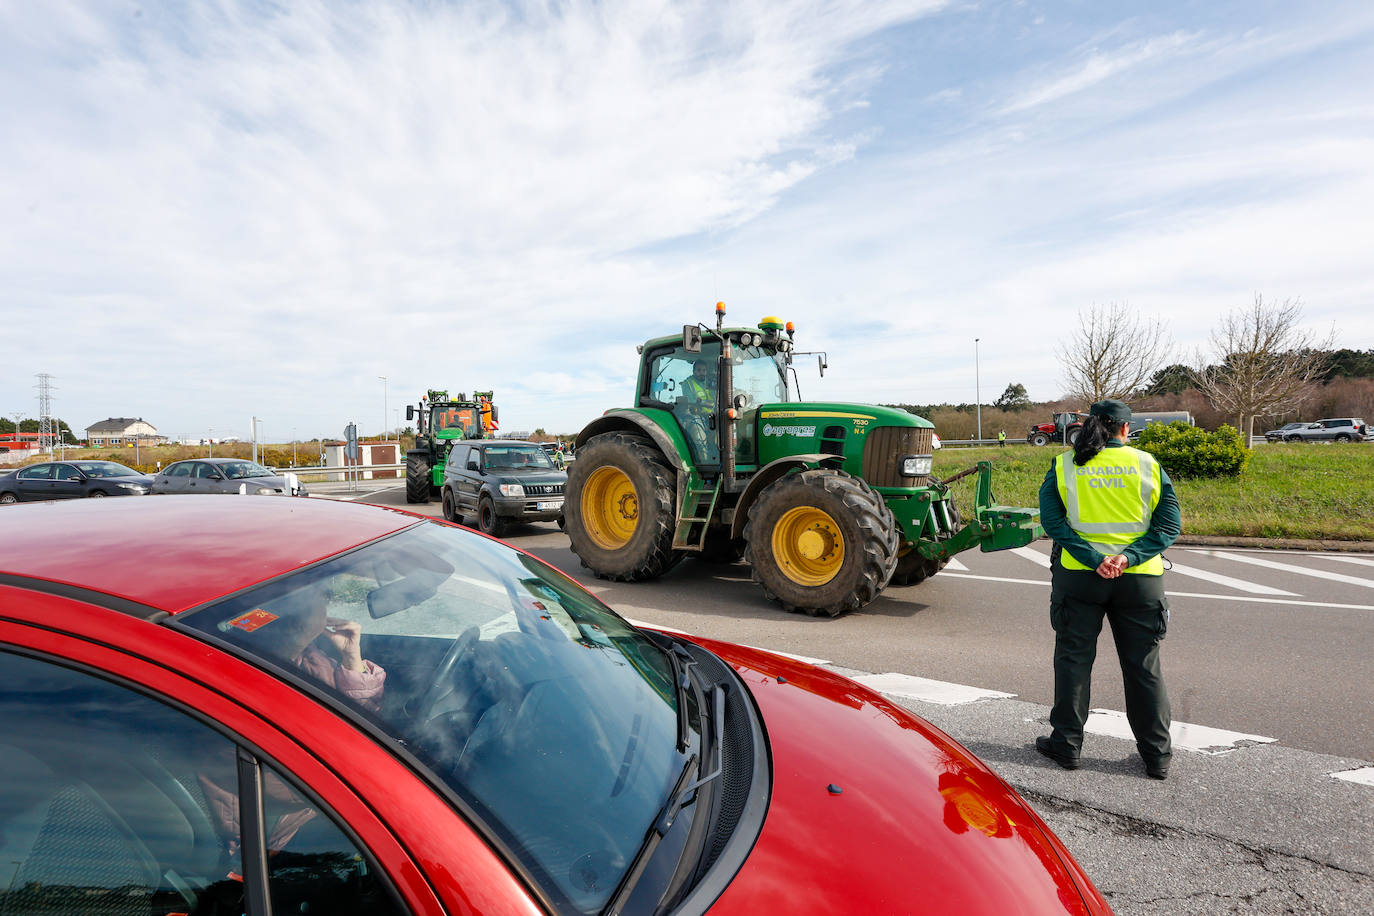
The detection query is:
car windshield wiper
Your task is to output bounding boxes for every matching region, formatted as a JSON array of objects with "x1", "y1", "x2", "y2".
[
  {"x1": 604, "y1": 676, "x2": 726, "y2": 916},
  {"x1": 665, "y1": 644, "x2": 697, "y2": 753}
]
